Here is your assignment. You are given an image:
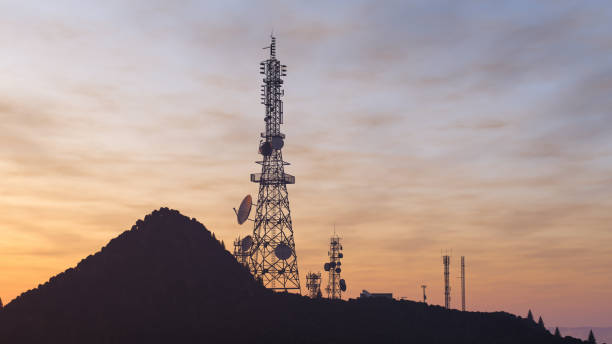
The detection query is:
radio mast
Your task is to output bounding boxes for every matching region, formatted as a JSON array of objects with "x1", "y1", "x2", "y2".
[
  {"x1": 248, "y1": 36, "x2": 300, "y2": 292},
  {"x1": 443, "y1": 253, "x2": 451, "y2": 309},
  {"x1": 324, "y1": 232, "x2": 345, "y2": 299}
]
